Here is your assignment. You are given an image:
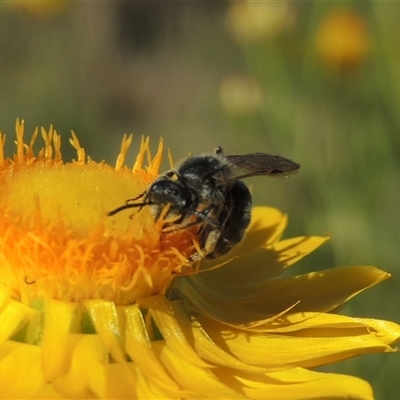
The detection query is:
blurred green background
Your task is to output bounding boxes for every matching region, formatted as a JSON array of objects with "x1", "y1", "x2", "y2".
[{"x1": 0, "y1": 2, "x2": 399, "y2": 398}]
